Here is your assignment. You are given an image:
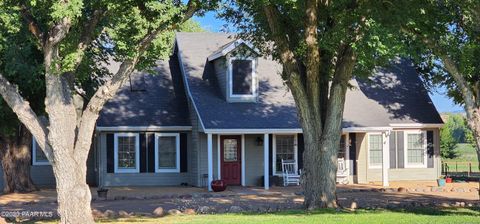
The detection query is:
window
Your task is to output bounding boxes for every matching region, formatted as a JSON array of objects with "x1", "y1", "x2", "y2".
[
  {"x1": 368, "y1": 134, "x2": 383, "y2": 168},
  {"x1": 405, "y1": 131, "x2": 427, "y2": 168},
  {"x1": 229, "y1": 58, "x2": 256, "y2": 97},
  {"x1": 223, "y1": 139, "x2": 238, "y2": 162},
  {"x1": 273, "y1": 134, "x2": 297, "y2": 174},
  {"x1": 155, "y1": 133, "x2": 180, "y2": 173},
  {"x1": 114, "y1": 133, "x2": 140, "y2": 173},
  {"x1": 32, "y1": 138, "x2": 49, "y2": 165}
]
